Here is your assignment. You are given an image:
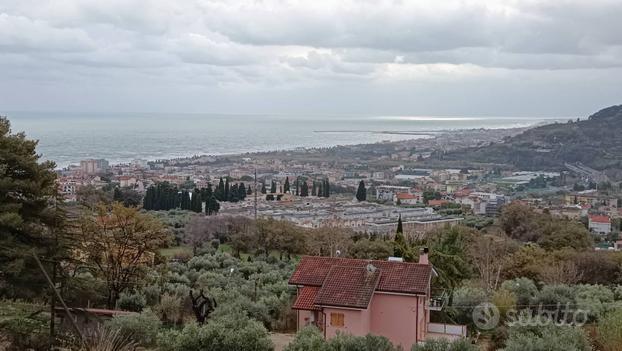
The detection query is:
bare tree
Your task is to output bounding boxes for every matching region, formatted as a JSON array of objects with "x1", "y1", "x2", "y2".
[
  {"x1": 468, "y1": 233, "x2": 516, "y2": 292},
  {"x1": 539, "y1": 260, "x2": 583, "y2": 285}
]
